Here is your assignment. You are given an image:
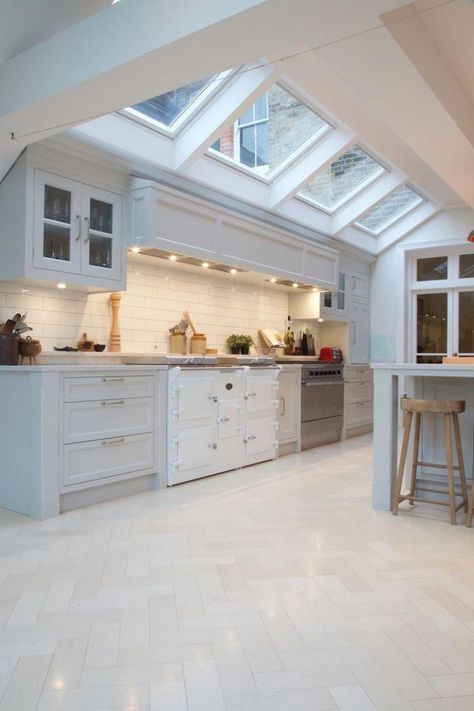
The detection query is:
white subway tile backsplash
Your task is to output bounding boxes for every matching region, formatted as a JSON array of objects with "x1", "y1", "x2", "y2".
[{"x1": 0, "y1": 256, "x2": 289, "y2": 352}]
